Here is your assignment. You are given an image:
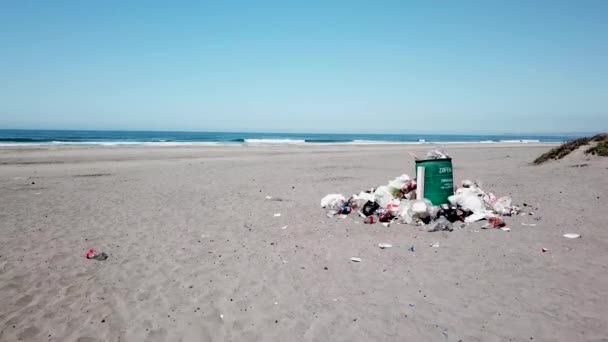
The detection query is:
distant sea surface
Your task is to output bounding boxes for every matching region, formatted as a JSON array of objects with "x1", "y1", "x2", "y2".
[{"x1": 0, "y1": 129, "x2": 582, "y2": 146}]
